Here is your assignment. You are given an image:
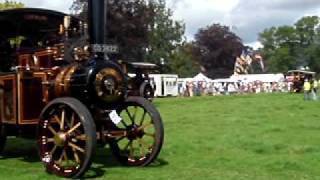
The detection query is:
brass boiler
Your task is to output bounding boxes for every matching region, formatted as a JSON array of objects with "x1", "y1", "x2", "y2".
[{"x1": 54, "y1": 59, "x2": 127, "y2": 106}]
